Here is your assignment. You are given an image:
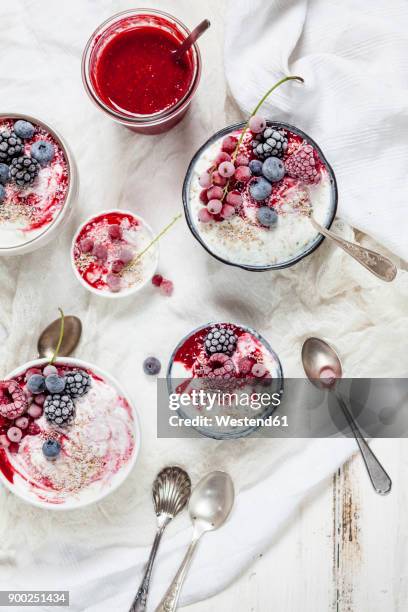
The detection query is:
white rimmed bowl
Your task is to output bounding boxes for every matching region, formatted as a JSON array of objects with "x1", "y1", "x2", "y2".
[
  {"x1": 71, "y1": 208, "x2": 159, "y2": 299},
  {"x1": 0, "y1": 113, "x2": 78, "y2": 256},
  {"x1": 0, "y1": 357, "x2": 141, "y2": 510}
]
